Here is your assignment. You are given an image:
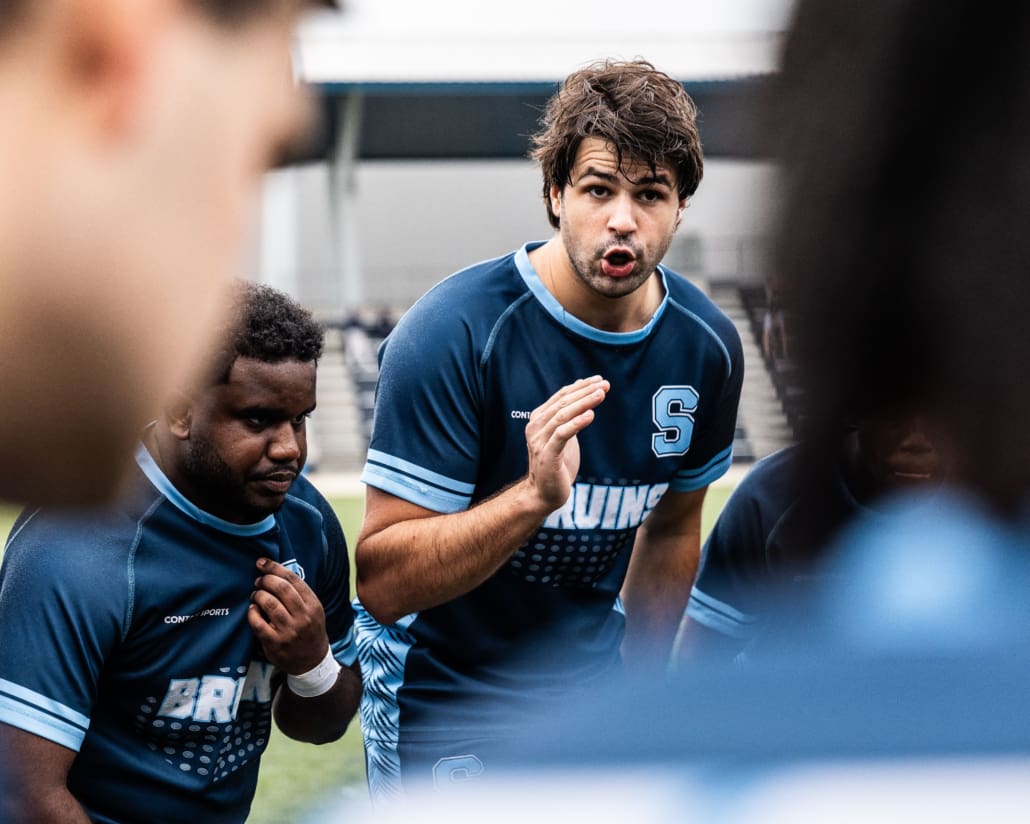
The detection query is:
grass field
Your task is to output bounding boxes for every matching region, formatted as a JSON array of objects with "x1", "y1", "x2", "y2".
[{"x1": 0, "y1": 482, "x2": 733, "y2": 823}]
